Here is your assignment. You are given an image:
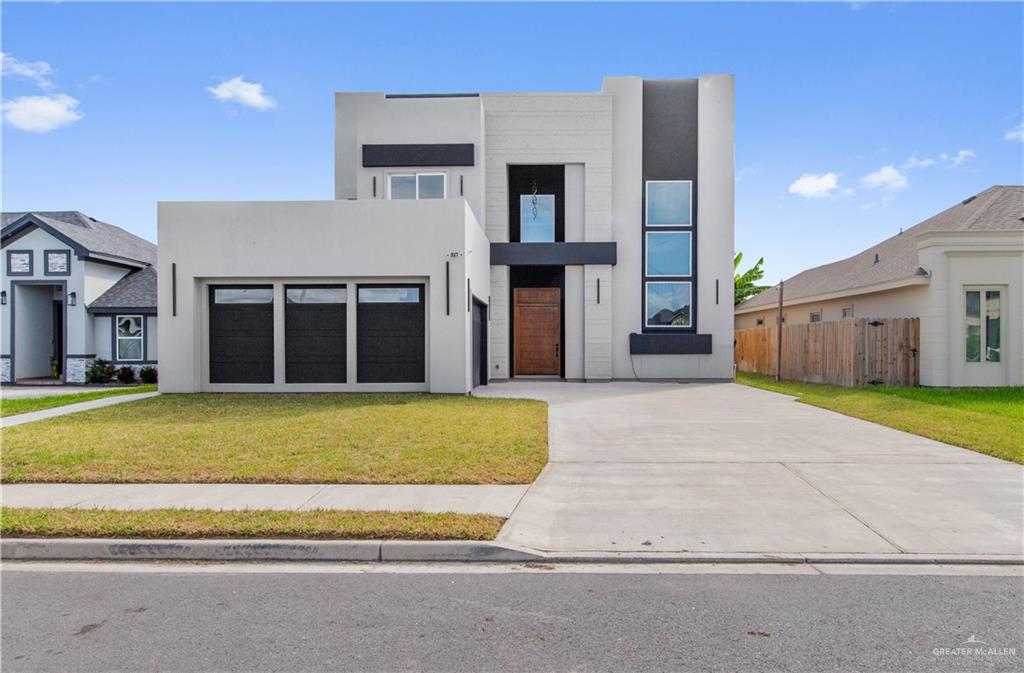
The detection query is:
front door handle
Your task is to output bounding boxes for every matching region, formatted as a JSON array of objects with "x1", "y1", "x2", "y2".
[{"x1": 555, "y1": 343, "x2": 560, "y2": 357}]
